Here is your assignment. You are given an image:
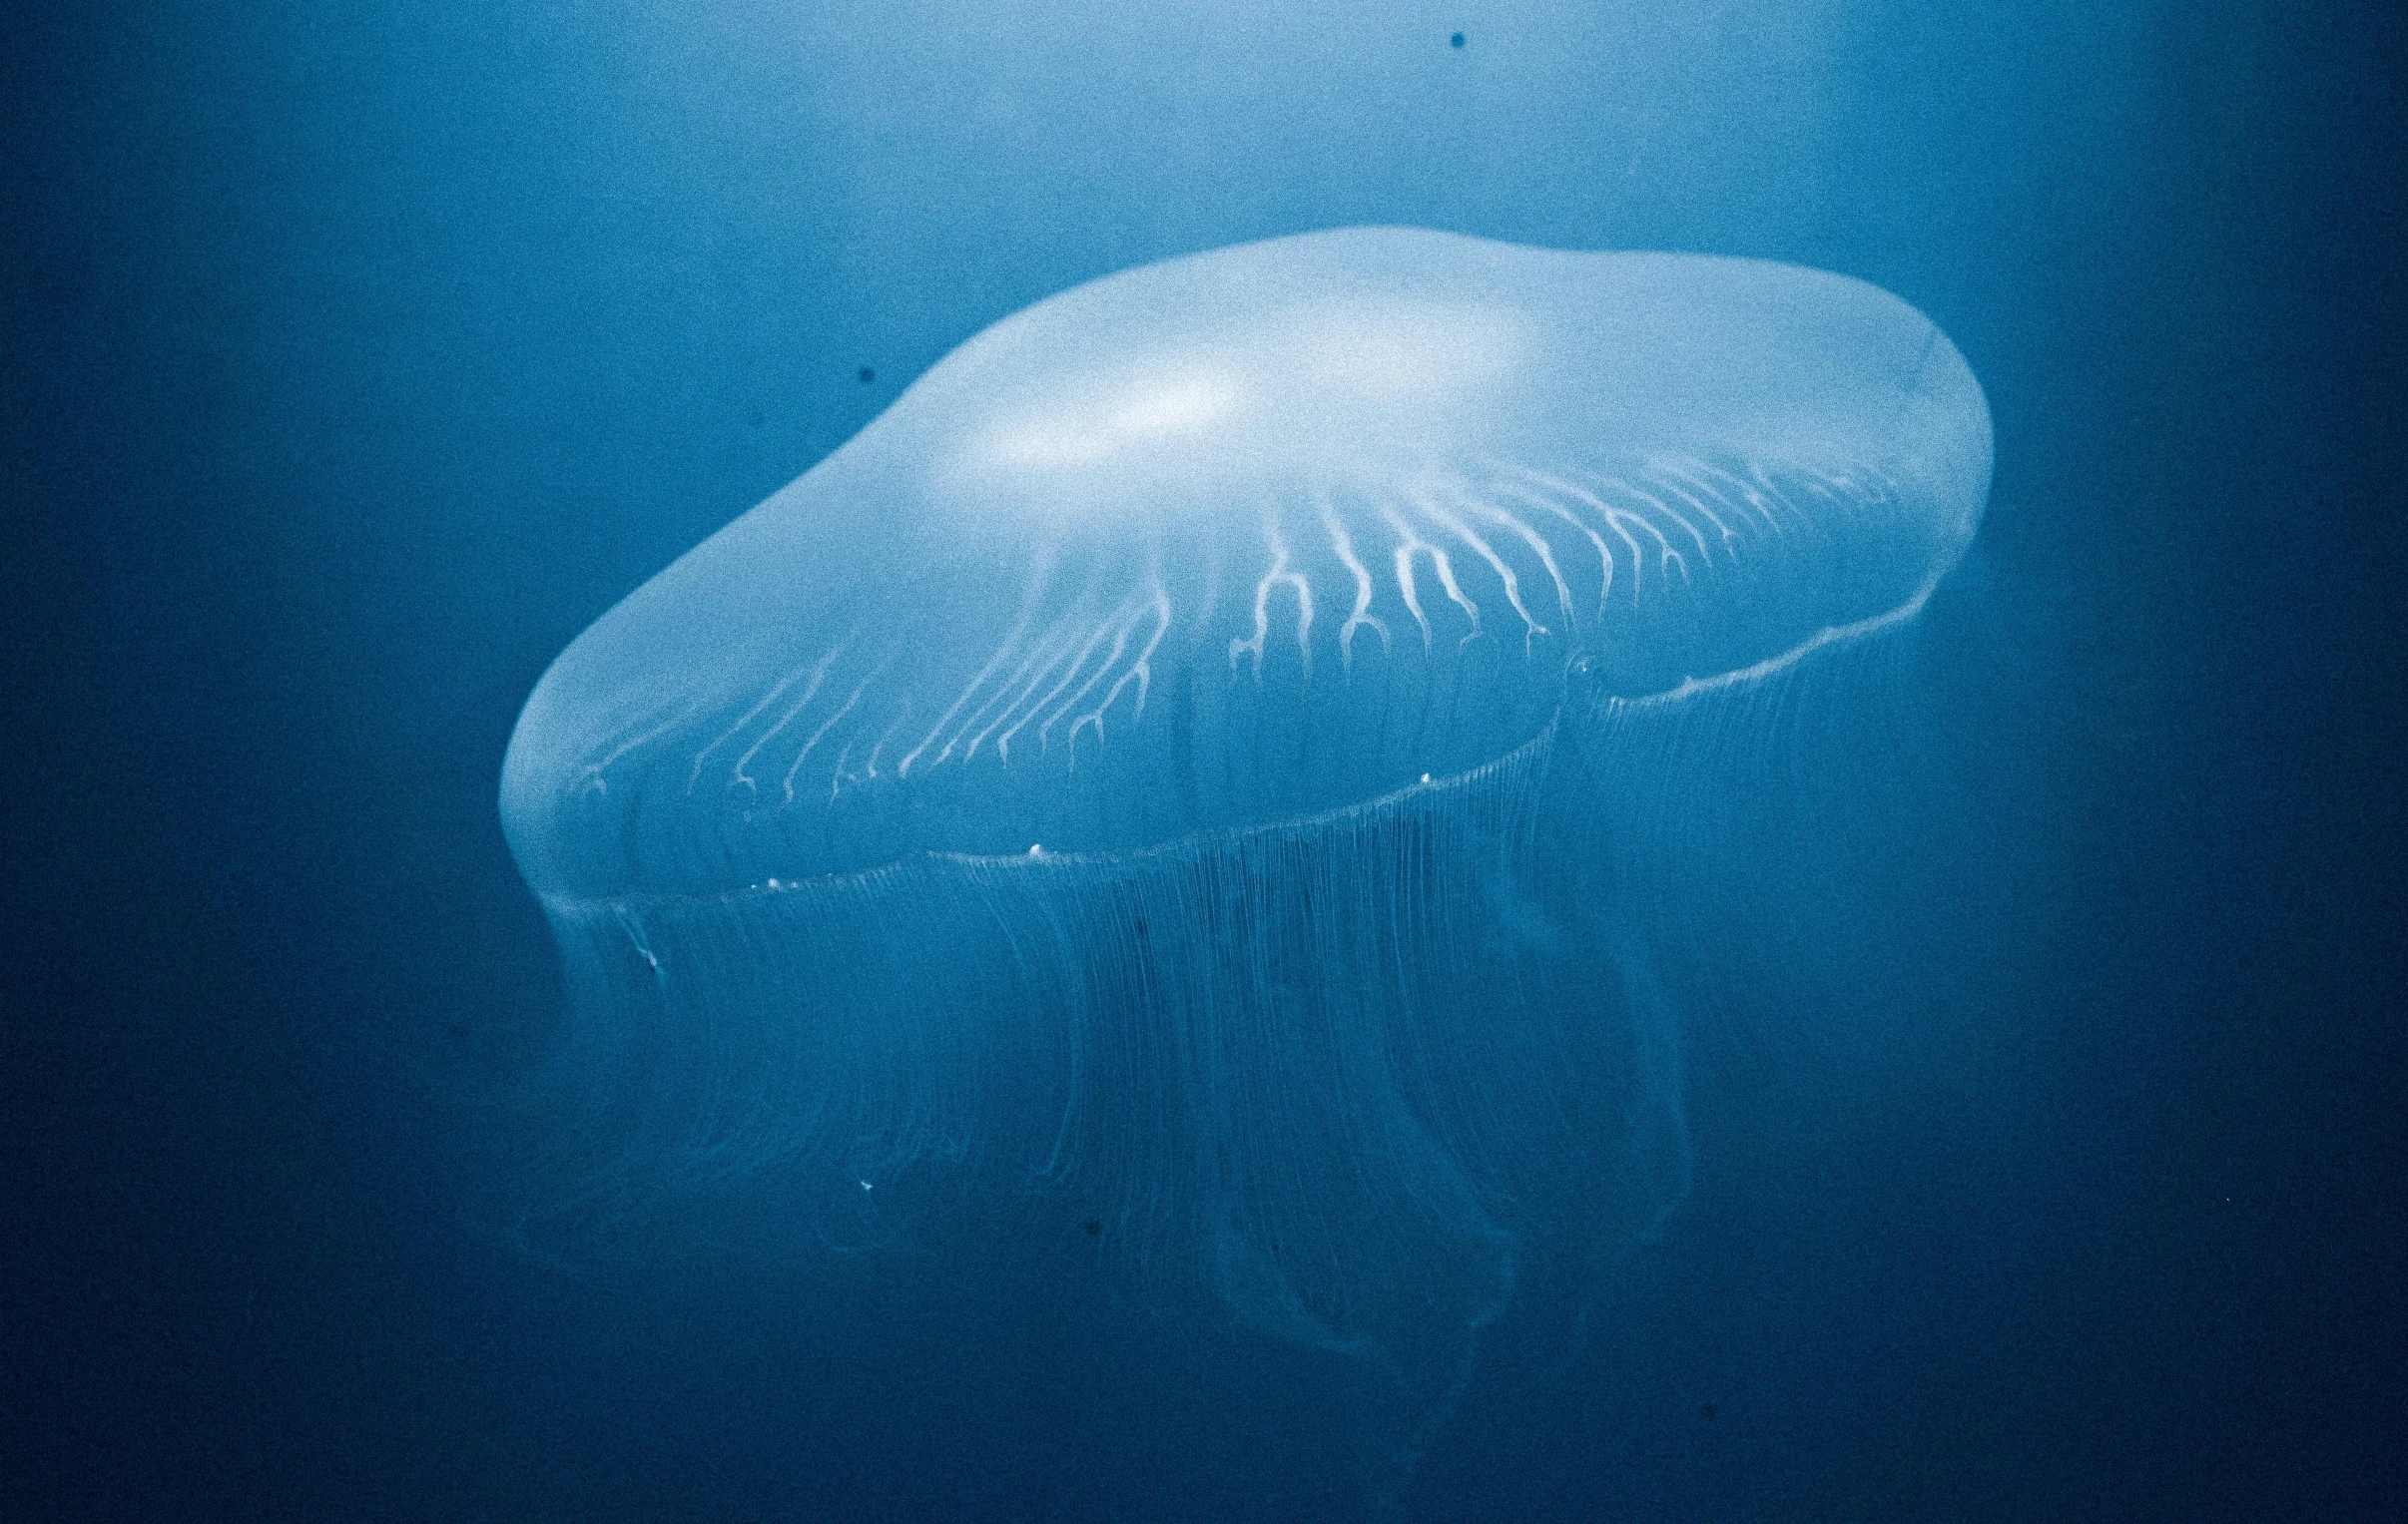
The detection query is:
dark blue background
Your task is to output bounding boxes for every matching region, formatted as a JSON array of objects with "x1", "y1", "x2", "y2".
[{"x1": 7, "y1": 2, "x2": 2401, "y2": 1518}]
